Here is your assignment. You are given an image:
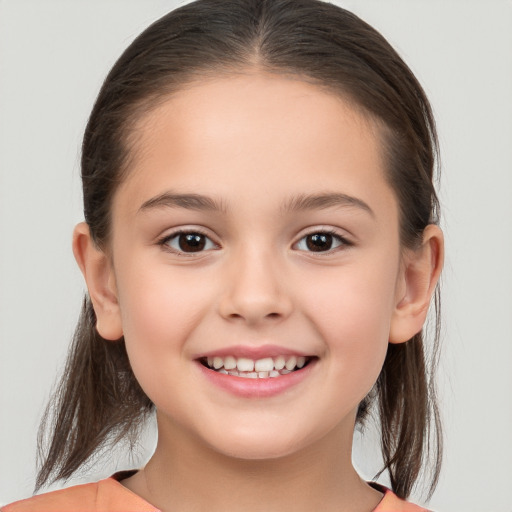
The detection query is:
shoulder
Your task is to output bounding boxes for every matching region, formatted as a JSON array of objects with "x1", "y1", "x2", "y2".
[
  {"x1": 372, "y1": 484, "x2": 432, "y2": 512},
  {"x1": 2, "y1": 476, "x2": 159, "y2": 512}
]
